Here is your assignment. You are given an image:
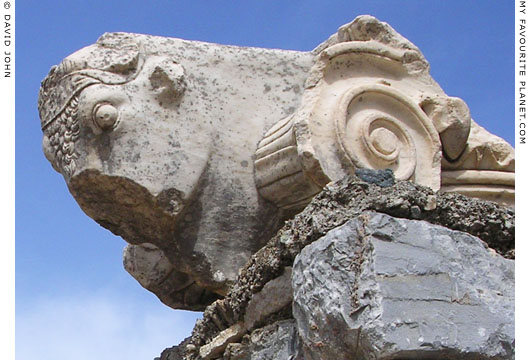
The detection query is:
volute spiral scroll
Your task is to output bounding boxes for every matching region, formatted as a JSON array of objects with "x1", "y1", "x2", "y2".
[
  {"x1": 255, "y1": 36, "x2": 445, "y2": 210},
  {"x1": 254, "y1": 16, "x2": 514, "y2": 210},
  {"x1": 334, "y1": 84, "x2": 441, "y2": 190}
]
